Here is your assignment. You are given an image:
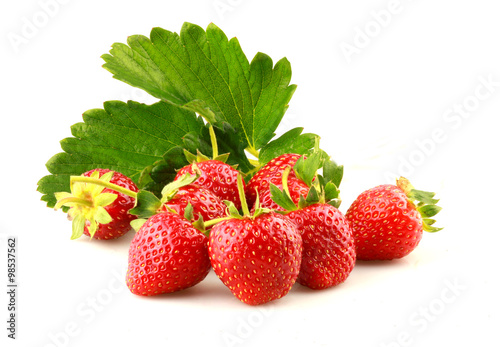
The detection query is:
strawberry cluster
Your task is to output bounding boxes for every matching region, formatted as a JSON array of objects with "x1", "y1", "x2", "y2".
[
  {"x1": 44, "y1": 23, "x2": 443, "y2": 307},
  {"x1": 54, "y1": 143, "x2": 442, "y2": 306}
]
